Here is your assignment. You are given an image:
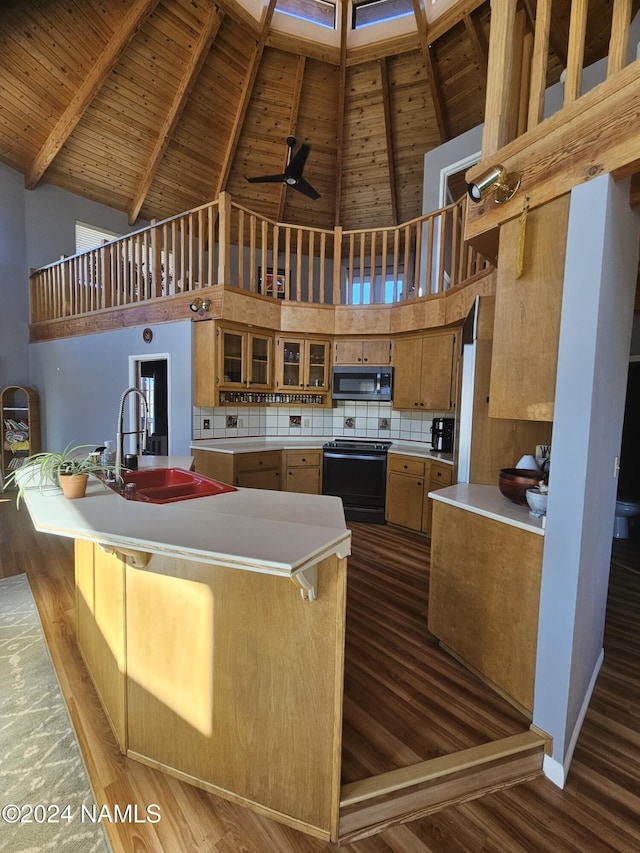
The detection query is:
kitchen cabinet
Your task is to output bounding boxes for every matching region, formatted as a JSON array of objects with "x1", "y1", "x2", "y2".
[
  {"x1": 334, "y1": 338, "x2": 392, "y2": 366},
  {"x1": 489, "y1": 195, "x2": 569, "y2": 421},
  {"x1": 428, "y1": 498, "x2": 543, "y2": 715},
  {"x1": 385, "y1": 455, "x2": 426, "y2": 531},
  {"x1": 283, "y1": 449, "x2": 322, "y2": 494},
  {"x1": 393, "y1": 331, "x2": 458, "y2": 411},
  {"x1": 192, "y1": 321, "x2": 273, "y2": 407},
  {"x1": 192, "y1": 448, "x2": 281, "y2": 490},
  {"x1": 275, "y1": 336, "x2": 331, "y2": 399},
  {"x1": 1, "y1": 385, "x2": 40, "y2": 487}
]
